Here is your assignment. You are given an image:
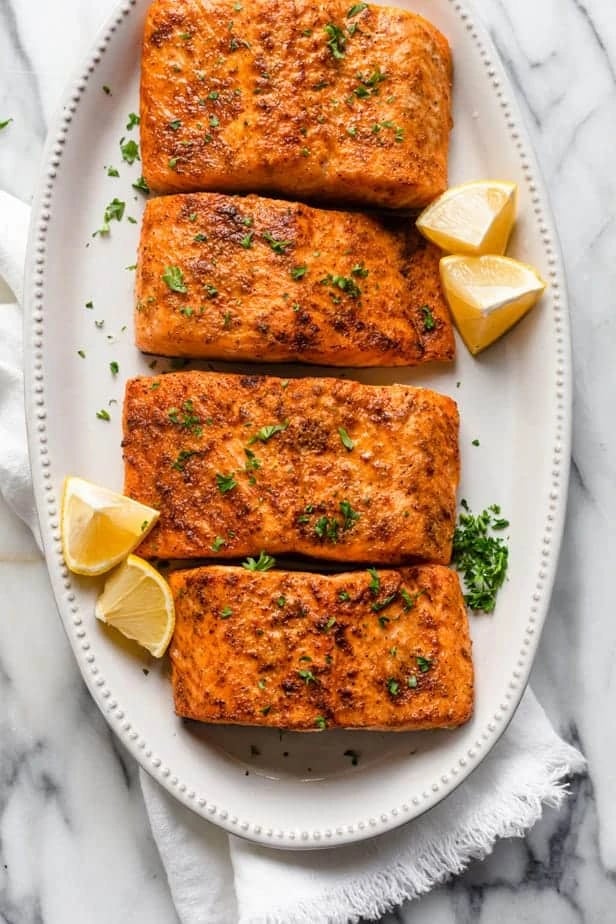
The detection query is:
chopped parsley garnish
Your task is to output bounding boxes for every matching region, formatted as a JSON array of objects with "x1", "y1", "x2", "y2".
[
  {"x1": 452, "y1": 502, "x2": 510, "y2": 612},
  {"x1": 472, "y1": 439, "x2": 480, "y2": 447},
  {"x1": 407, "y1": 674, "x2": 418, "y2": 689},
  {"x1": 324, "y1": 23, "x2": 346, "y2": 59},
  {"x1": 140, "y1": 520, "x2": 149, "y2": 533},
  {"x1": 132, "y1": 175, "x2": 150, "y2": 193},
  {"x1": 347, "y1": 2, "x2": 368, "y2": 16},
  {"x1": 107, "y1": 166, "x2": 119, "y2": 177},
  {"x1": 400, "y1": 588, "x2": 425, "y2": 611},
  {"x1": 211, "y1": 536, "x2": 226, "y2": 551},
  {"x1": 102, "y1": 86, "x2": 111, "y2": 95},
  {"x1": 248, "y1": 420, "x2": 289, "y2": 443},
  {"x1": 162, "y1": 265, "x2": 187, "y2": 293},
  {"x1": 395, "y1": 126, "x2": 405, "y2": 143},
  {"x1": 387, "y1": 678, "x2": 400, "y2": 696},
  {"x1": 77, "y1": 349, "x2": 85, "y2": 358},
  {"x1": 85, "y1": 301, "x2": 93, "y2": 309},
  {"x1": 93, "y1": 197, "x2": 126, "y2": 236},
  {"x1": 291, "y1": 264, "x2": 308, "y2": 280},
  {"x1": 346, "y1": 126, "x2": 357, "y2": 137},
  {"x1": 298, "y1": 669, "x2": 316, "y2": 684},
  {"x1": 338, "y1": 427, "x2": 354, "y2": 451},
  {"x1": 0, "y1": 117, "x2": 13, "y2": 130},
  {"x1": 96, "y1": 409, "x2": 110, "y2": 421},
  {"x1": 240, "y1": 231, "x2": 253, "y2": 248},
  {"x1": 314, "y1": 715, "x2": 327, "y2": 729},
  {"x1": 216, "y1": 472, "x2": 237, "y2": 494},
  {"x1": 339, "y1": 499, "x2": 360, "y2": 531},
  {"x1": 242, "y1": 551, "x2": 276, "y2": 572},
  {"x1": 194, "y1": 233, "x2": 207, "y2": 242},
  {"x1": 168, "y1": 119, "x2": 182, "y2": 131},
  {"x1": 261, "y1": 705, "x2": 272, "y2": 716},
  {"x1": 168, "y1": 399, "x2": 202, "y2": 436},
  {"x1": 205, "y1": 284, "x2": 218, "y2": 299},
  {"x1": 95, "y1": 320, "x2": 104, "y2": 329},
  {"x1": 262, "y1": 231, "x2": 292, "y2": 254},
  {"x1": 344, "y1": 748, "x2": 360, "y2": 765},
  {"x1": 367, "y1": 568, "x2": 380, "y2": 595},
  {"x1": 378, "y1": 615, "x2": 390, "y2": 628},
  {"x1": 277, "y1": 596, "x2": 286, "y2": 608},
  {"x1": 208, "y1": 90, "x2": 220, "y2": 100},
  {"x1": 168, "y1": 157, "x2": 178, "y2": 169},
  {"x1": 126, "y1": 112, "x2": 140, "y2": 130},
  {"x1": 314, "y1": 515, "x2": 339, "y2": 543},
  {"x1": 109, "y1": 361, "x2": 119, "y2": 375},
  {"x1": 258, "y1": 679, "x2": 267, "y2": 689},
  {"x1": 320, "y1": 273, "x2": 361, "y2": 299},
  {"x1": 172, "y1": 449, "x2": 198, "y2": 471},
  {"x1": 421, "y1": 305, "x2": 436, "y2": 331},
  {"x1": 220, "y1": 606, "x2": 233, "y2": 619},
  {"x1": 338, "y1": 590, "x2": 350, "y2": 602},
  {"x1": 371, "y1": 593, "x2": 396, "y2": 613},
  {"x1": 188, "y1": 212, "x2": 197, "y2": 222},
  {"x1": 416, "y1": 656, "x2": 432, "y2": 673},
  {"x1": 209, "y1": 114, "x2": 220, "y2": 128},
  {"x1": 120, "y1": 138, "x2": 140, "y2": 164},
  {"x1": 351, "y1": 262, "x2": 369, "y2": 278}
]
